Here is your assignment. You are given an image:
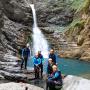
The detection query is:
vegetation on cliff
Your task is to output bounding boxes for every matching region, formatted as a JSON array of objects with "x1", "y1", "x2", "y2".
[{"x1": 63, "y1": 0, "x2": 90, "y2": 61}]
